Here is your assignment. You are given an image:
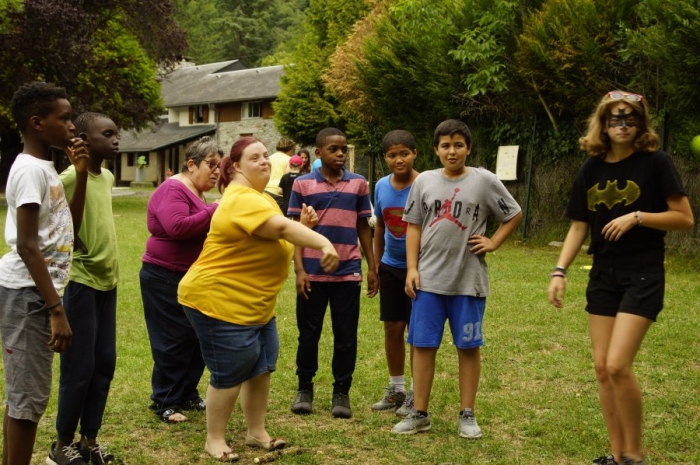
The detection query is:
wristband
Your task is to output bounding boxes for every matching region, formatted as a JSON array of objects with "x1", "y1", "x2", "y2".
[
  {"x1": 46, "y1": 300, "x2": 62, "y2": 310},
  {"x1": 550, "y1": 272, "x2": 566, "y2": 279},
  {"x1": 634, "y1": 211, "x2": 642, "y2": 226},
  {"x1": 553, "y1": 266, "x2": 567, "y2": 273}
]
